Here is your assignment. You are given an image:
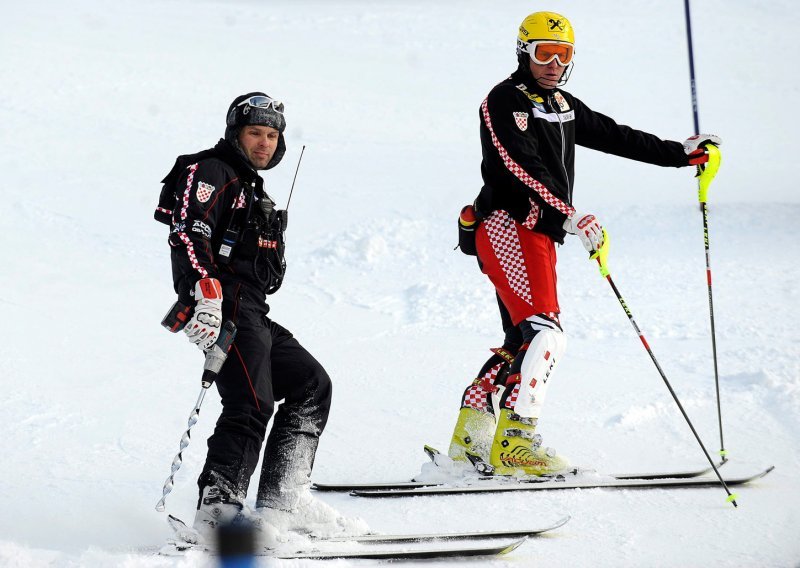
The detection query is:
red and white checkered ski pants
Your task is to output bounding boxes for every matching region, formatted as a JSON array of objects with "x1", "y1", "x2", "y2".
[{"x1": 476, "y1": 211, "x2": 560, "y2": 325}]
